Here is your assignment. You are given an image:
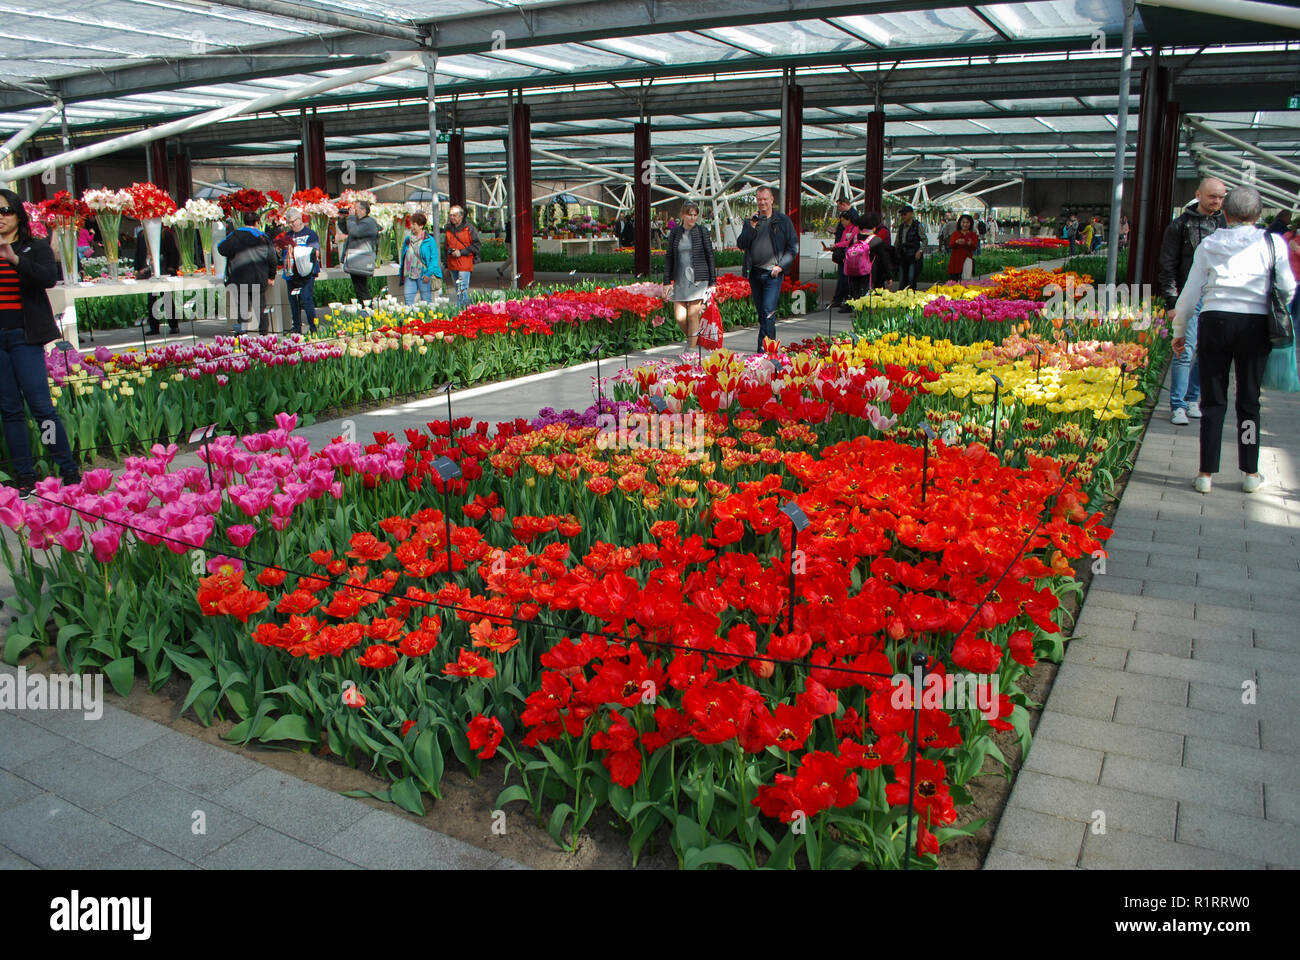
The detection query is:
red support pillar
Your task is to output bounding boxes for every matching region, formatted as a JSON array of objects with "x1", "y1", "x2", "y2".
[
  {"x1": 1147, "y1": 99, "x2": 1181, "y2": 280},
  {"x1": 448, "y1": 132, "x2": 466, "y2": 210},
  {"x1": 511, "y1": 103, "x2": 534, "y2": 286},
  {"x1": 150, "y1": 140, "x2": 170, "y2": 194},
  {"x1": 306, "y1": 118, "x2": 327, "y2": 191},
  {"x1": 1127, "y1": 64, "x2": 1170, "y2": 286},
  {"x1": 294, "y1": 145, "x2": 306, "y2": 194},
  {"x1": 633, "y1": 121, "x2": 651, "y2": 278},
  {"x1": 174, "y1": 149, "x2": 193, "y2": 203},
  {"x1": 26, "y1": 146, "x2": 45, "y2": 203},
  {"x1": 782, "y1": 82, "x2": 803, "y2": 281},
  {"x1": 864, "y1": 110, "x2": 885, "y2": 214}
]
